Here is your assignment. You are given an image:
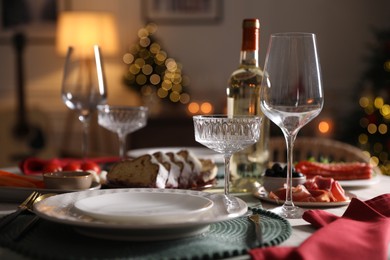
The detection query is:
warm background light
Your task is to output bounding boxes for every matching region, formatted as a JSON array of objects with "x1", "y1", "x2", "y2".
[
  {"x1": 318, "y1": 121, "x2": 330, "y2": 134},
  {"x1": 187, "y1": 101, "x2": 214, "y2": 115},
  {"x1": 317, "y1": 118, "x2": 333, "y2": 136},
  {"x1": 56, "y1": 11, "x2": 119, "y2": 56},
  {"x1": 200, "y1": 102, "x2": 213, "y2": 114},
  {"x1": 188, "y1": 102, "x2": 200, "y2": 114}
]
